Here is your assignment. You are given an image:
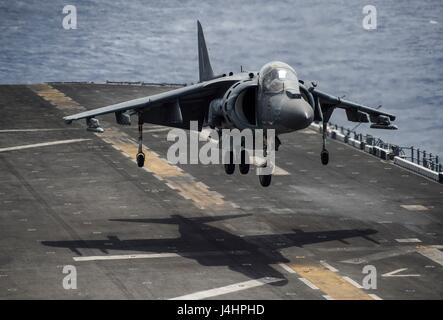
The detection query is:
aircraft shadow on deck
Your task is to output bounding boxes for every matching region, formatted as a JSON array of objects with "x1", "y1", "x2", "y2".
[{"x1": 42, "y1": 214, "x2": 378, "y2": 285}]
